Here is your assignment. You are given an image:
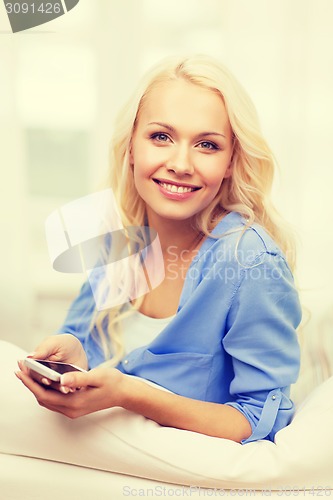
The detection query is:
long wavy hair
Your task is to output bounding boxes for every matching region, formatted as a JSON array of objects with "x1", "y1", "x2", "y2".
[{"x1": 91, "y1": 54, "x2": 296, "y2": 364}]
